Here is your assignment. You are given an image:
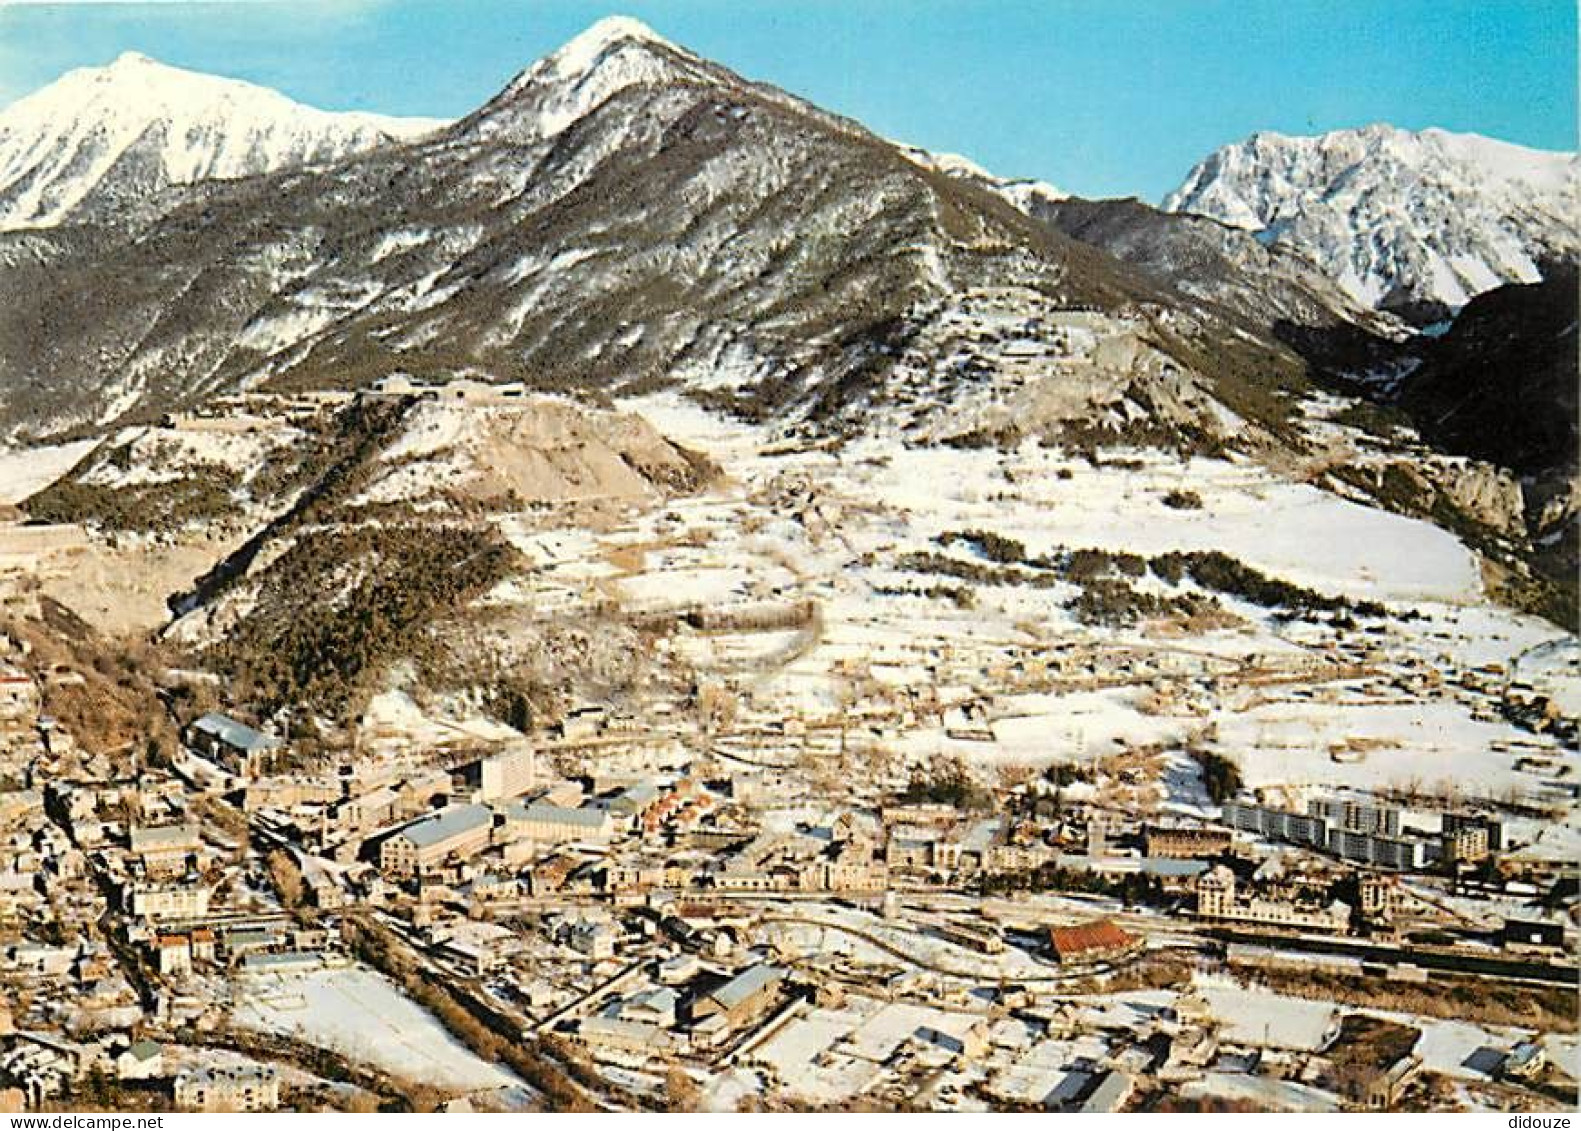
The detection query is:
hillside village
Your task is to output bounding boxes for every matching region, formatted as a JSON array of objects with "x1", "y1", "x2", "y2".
[{"x1": 0, "y1": 373, "x2": 1568, "y2": 1113}]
